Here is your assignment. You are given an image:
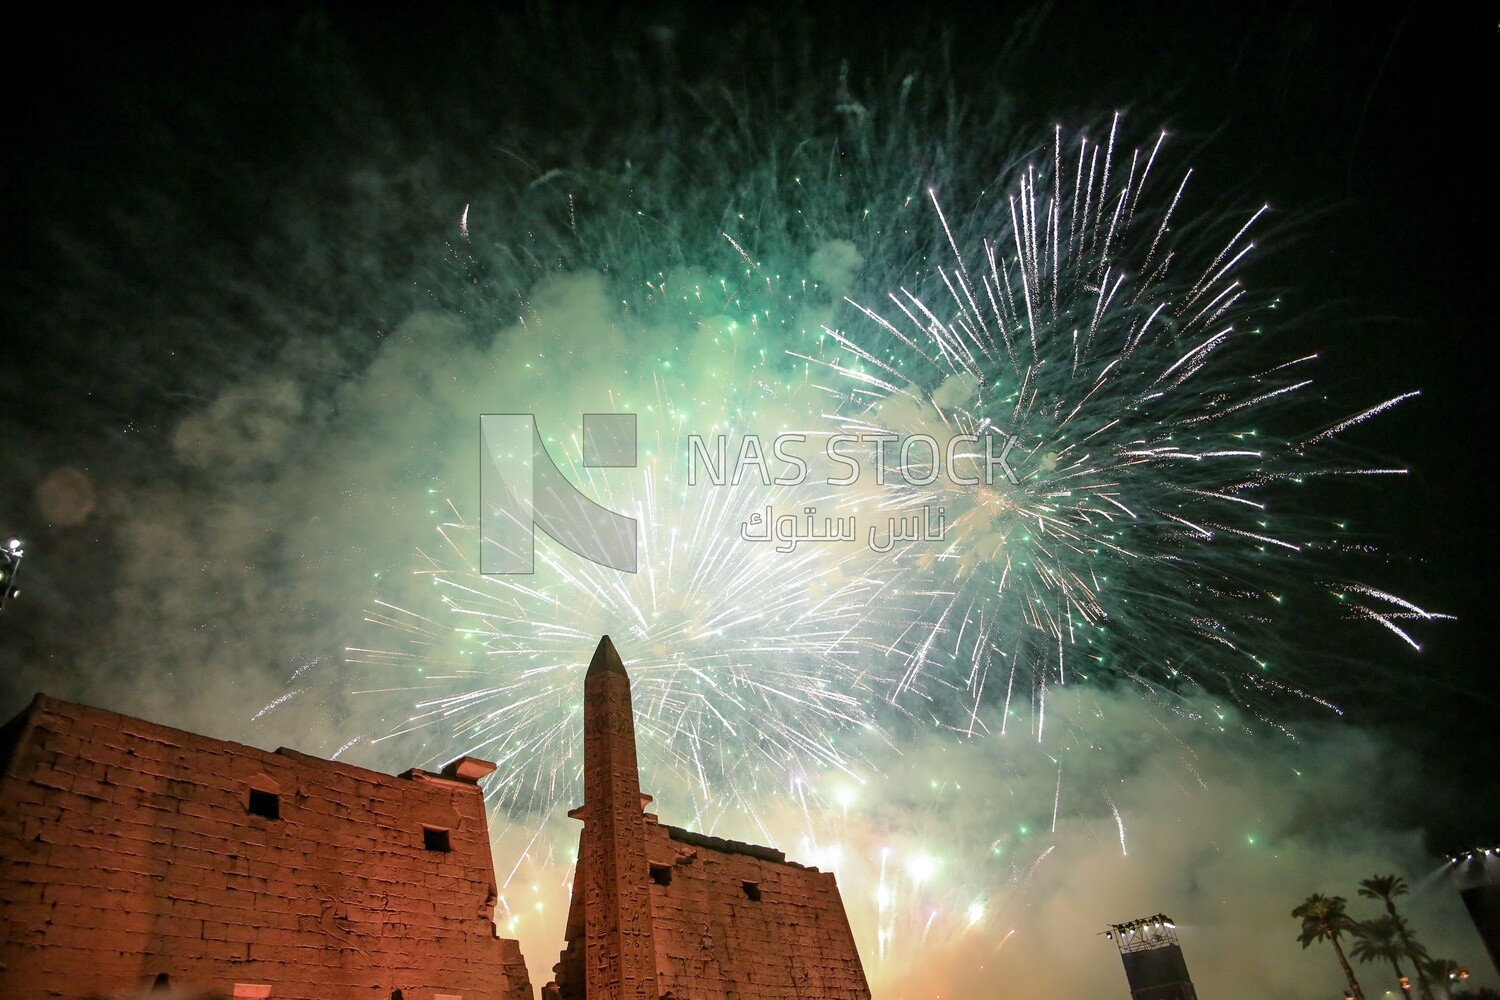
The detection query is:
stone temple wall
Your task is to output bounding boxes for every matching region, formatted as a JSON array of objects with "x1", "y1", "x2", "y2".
[
  {"x1": 0, "y1": 694, "x2": 533, "y2": 1000},
  {"x1": 642, "y1": 820, "x2": 871, "y2": 1000}
]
